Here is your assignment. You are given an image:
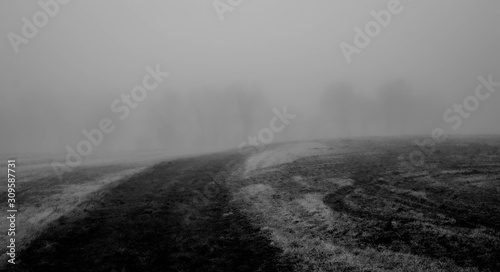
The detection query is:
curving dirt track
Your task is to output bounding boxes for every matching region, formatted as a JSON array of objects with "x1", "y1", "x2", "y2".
[
  {"x1": 233, "y1": 138, "x2": 500, "y2": 272},
  {"x1": 11, "y1": 152, "x2": 293, "y2": 272},
  {"x1": 8, "y1": 137, "x2": 500, "y2": 272}
]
